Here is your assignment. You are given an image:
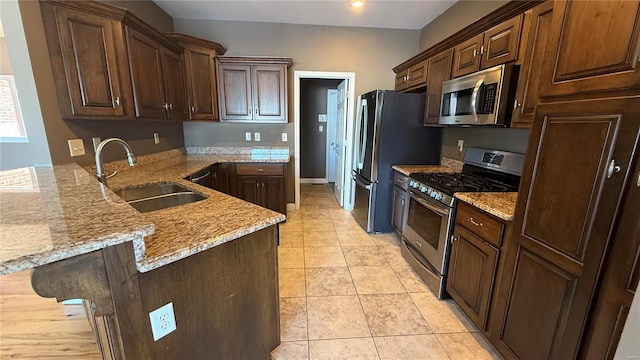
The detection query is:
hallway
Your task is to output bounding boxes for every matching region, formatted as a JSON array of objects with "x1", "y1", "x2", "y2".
[{"x1": 272, "y1": 184, "x2": 501, "y2": 359}]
